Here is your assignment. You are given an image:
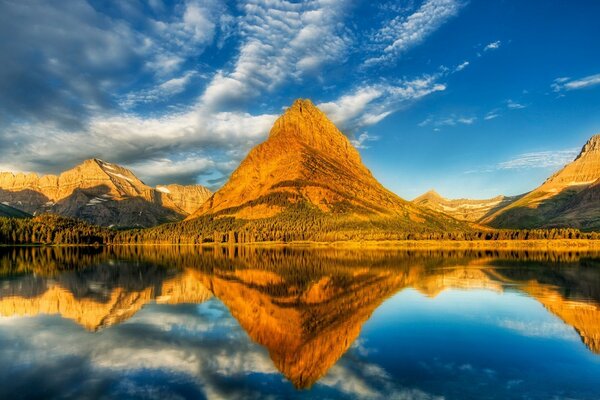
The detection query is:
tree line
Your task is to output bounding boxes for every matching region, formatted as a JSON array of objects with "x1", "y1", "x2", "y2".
[{"x1": 0, "y1": 213, "x2": 599, "y2": 246}]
